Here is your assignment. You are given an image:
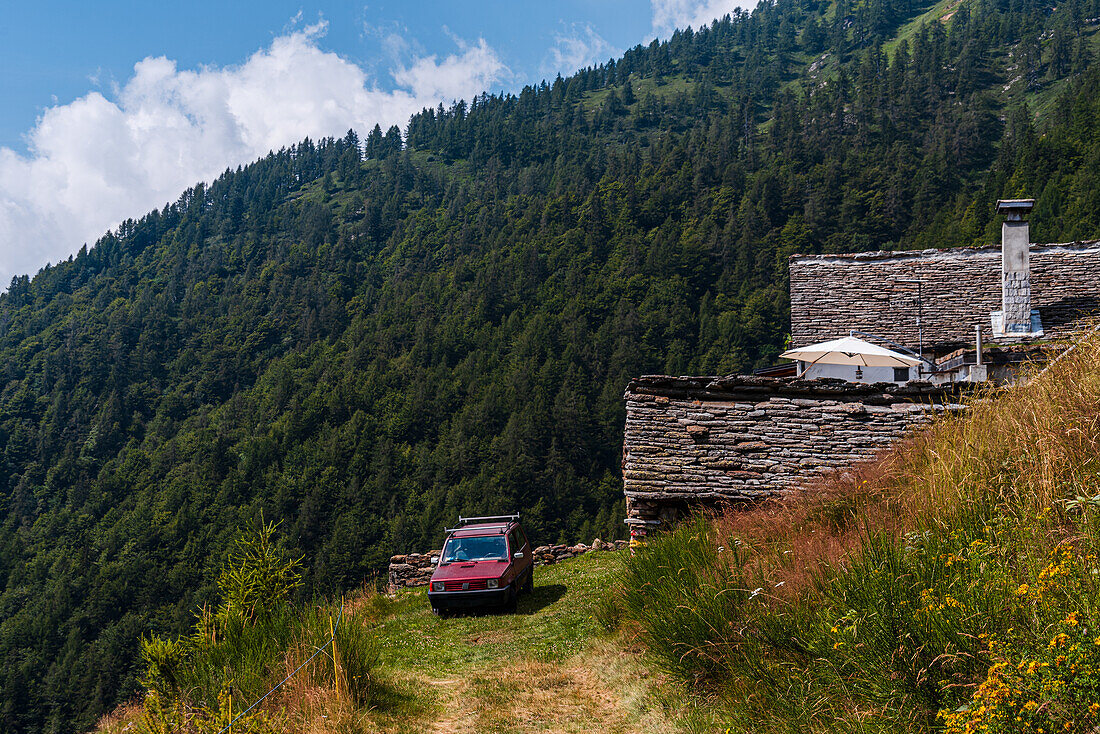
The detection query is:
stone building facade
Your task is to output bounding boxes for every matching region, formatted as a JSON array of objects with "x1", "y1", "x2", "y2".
[
  {"x1": 622, "y1": 375, "x2": 965, "y2": 530},
  {"x1": 789, "y1": 242, "x2": 1100, "y2": 351}
]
